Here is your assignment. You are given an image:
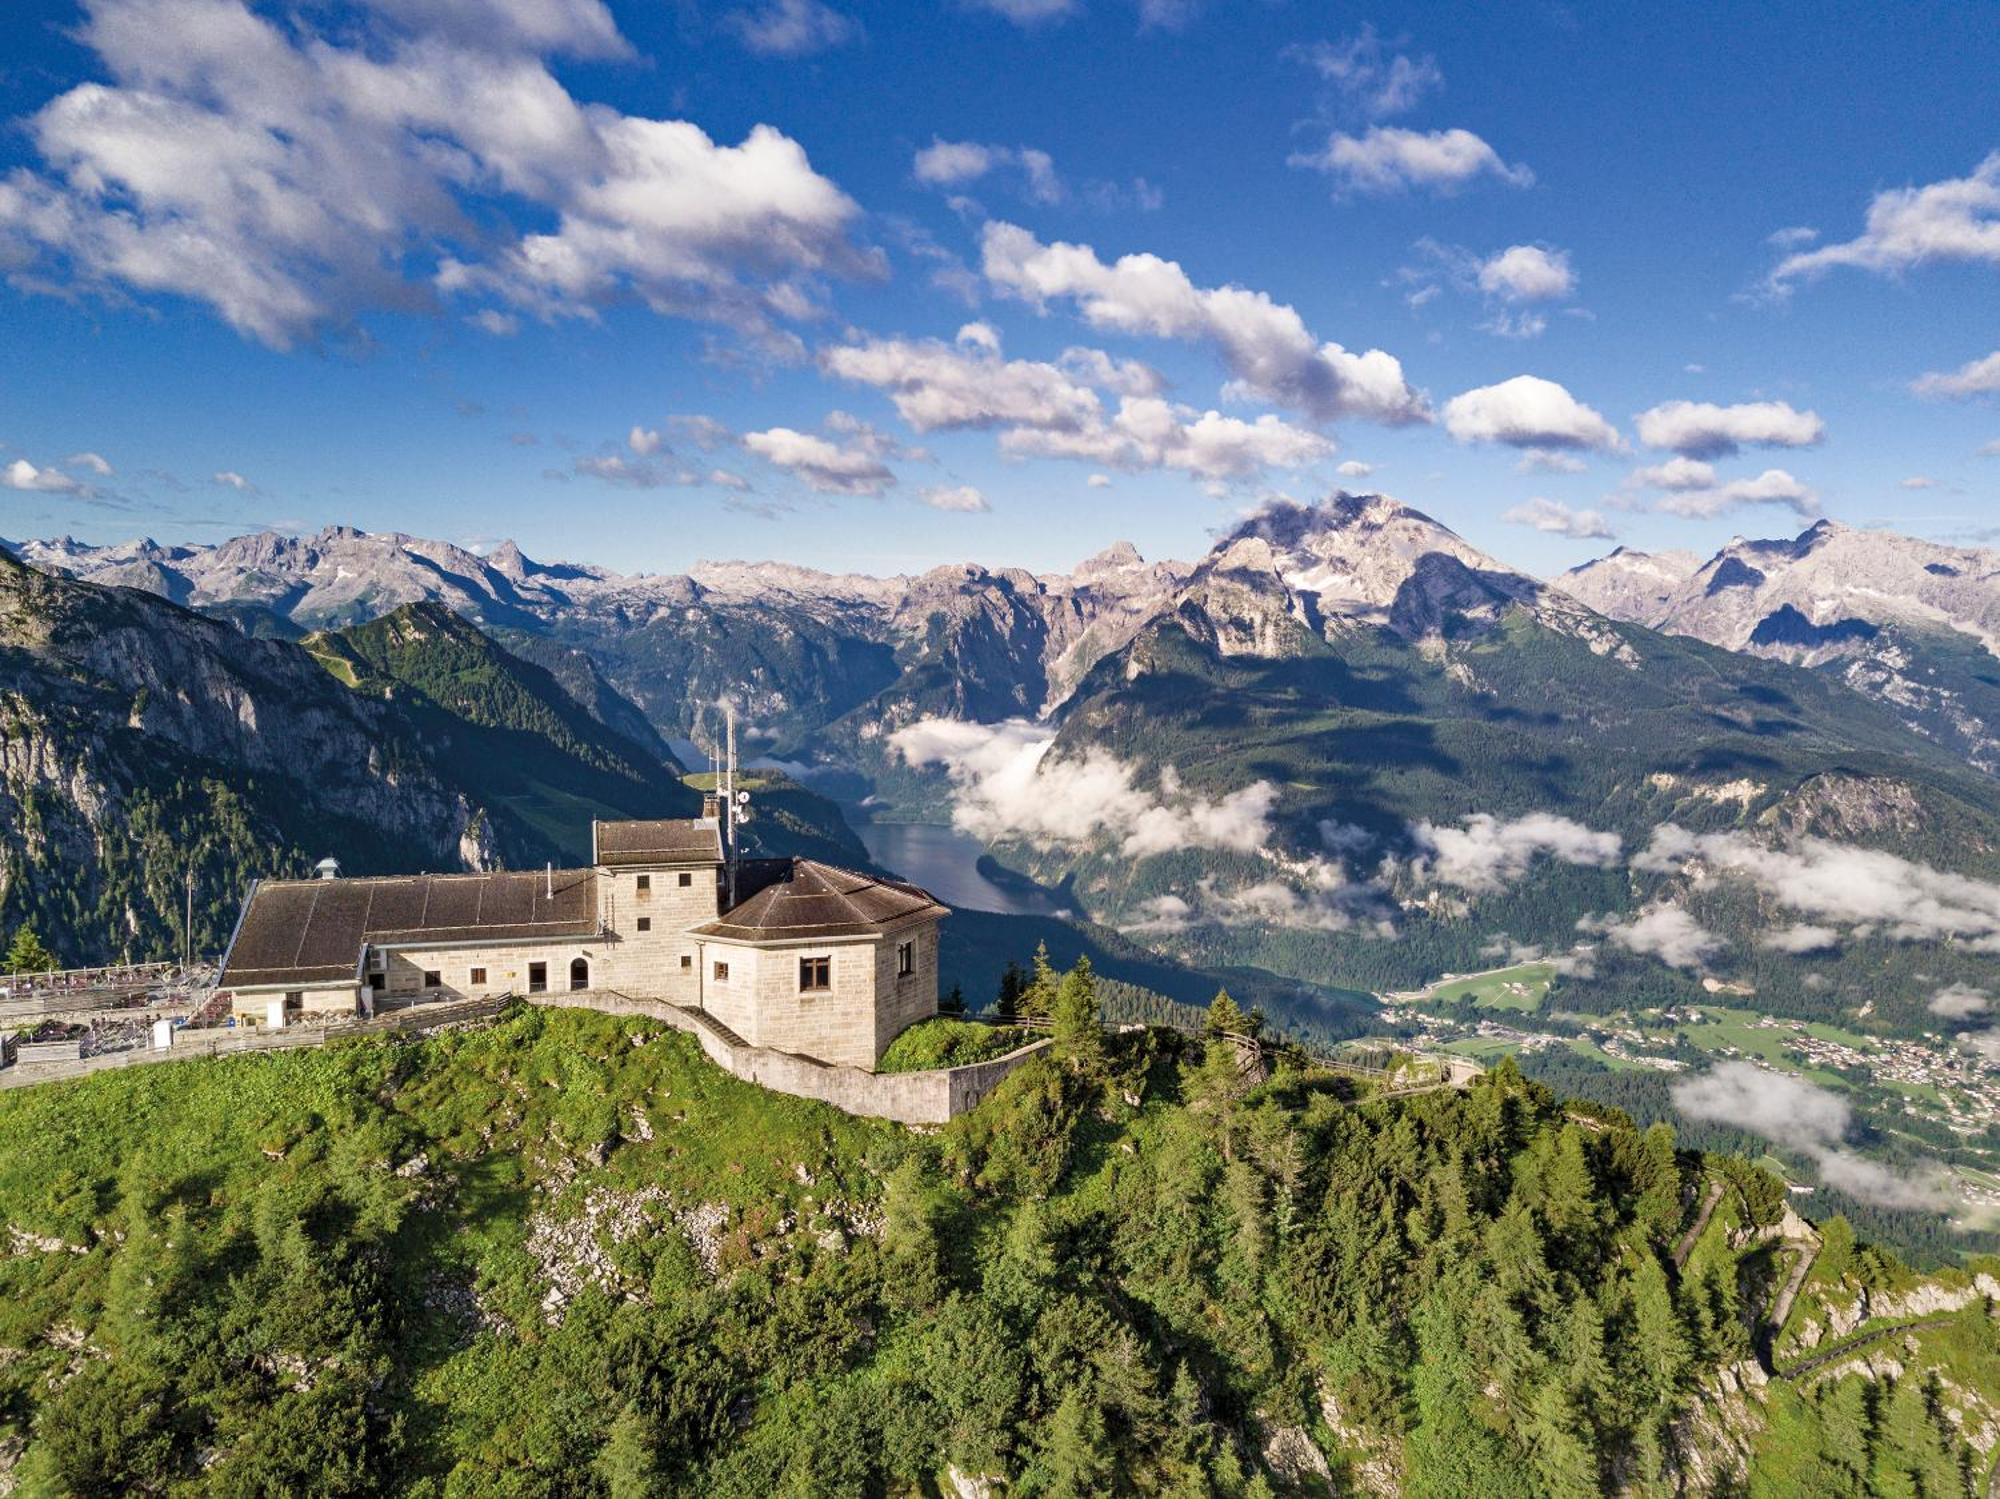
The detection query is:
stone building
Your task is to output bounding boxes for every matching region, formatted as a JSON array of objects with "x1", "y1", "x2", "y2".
[{"x1": 216, "y1": 816, "x2": 948, "y2": 1071}]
